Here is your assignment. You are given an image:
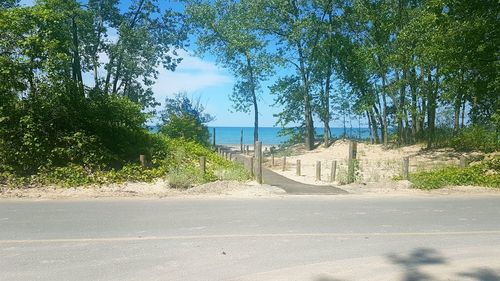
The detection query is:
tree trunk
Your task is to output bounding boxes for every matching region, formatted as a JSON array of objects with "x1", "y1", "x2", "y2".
[
  {"x1": 426, "y1": 70, "x2": 437, "y2": 149},
  {"x1": 381, "y1": 75, "x2": 389, "y2": 145},
  {"x1": 454, "y1": 94, "x2": 461, "y2": 133},
  {"x1": 245, "y1": 53, "x2": 259, "y2": 143},
  {"x1": 304, "y1": 86, "x2": 314, "y2": 150},
  {"x1": 369, "y1": 109, "x2": 380, "y2": 144},
  {"x1": 71, "y1": 16, "x2": 84, "y2": 96},
  {"x1": 323, "y1": 66, "x2": 332, "y2": 147},
  {"x1": 109, "y1": 0, "x2": 145, "y2": 94},
  {"x1": 461, "y1": 100, "x2": 465, "y2": 128},
  {"x1": 297, "y1": 43, "x2": 314, "y2": 150},
  {"x1": 92, "y1": 2, "x2": 104, "y2": 90},
  {"x1": 373, "y1": 104, "x2": 383, "y2": 144},
  {"x1": 104, "y1": 54, "x2": 114, "y2": 94},
  {"x1": 399, "y1": 70, "x2": 407, "y2": 144},
  {"x1": 367, "y1": 111, "x2": 373, "y2": 144},
  {"x1": 410, "y1": 67, "x2": 418, "y2": 142}
]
